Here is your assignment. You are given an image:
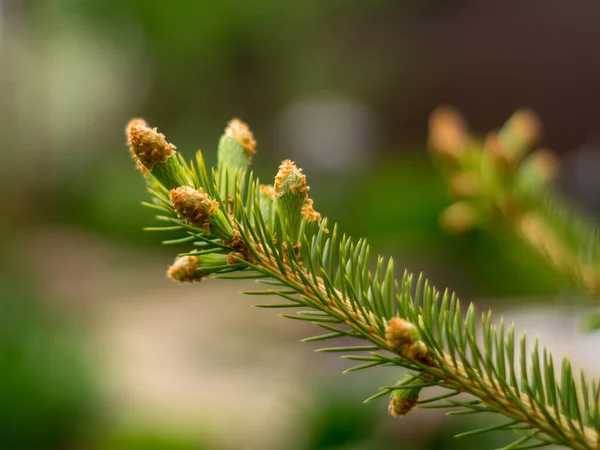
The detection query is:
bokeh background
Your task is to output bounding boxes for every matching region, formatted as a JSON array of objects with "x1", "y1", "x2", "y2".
[{"x1": 3, "y1": 1, "x2": 600, "y2": 449}]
